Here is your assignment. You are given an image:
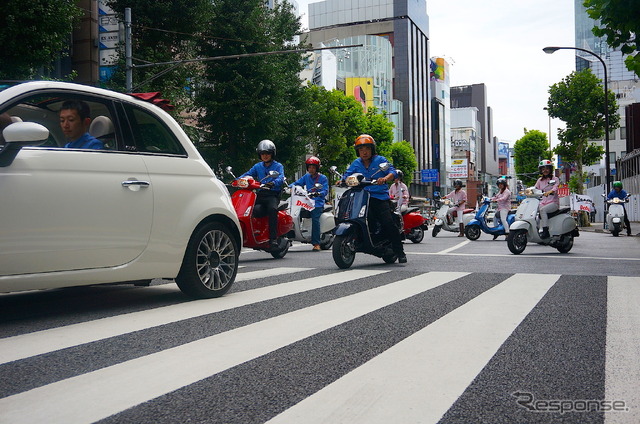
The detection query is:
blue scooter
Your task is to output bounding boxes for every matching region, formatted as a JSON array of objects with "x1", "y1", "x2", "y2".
[{"x1": 465, "y1": 197, "x2": 515, "y2": 240}]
